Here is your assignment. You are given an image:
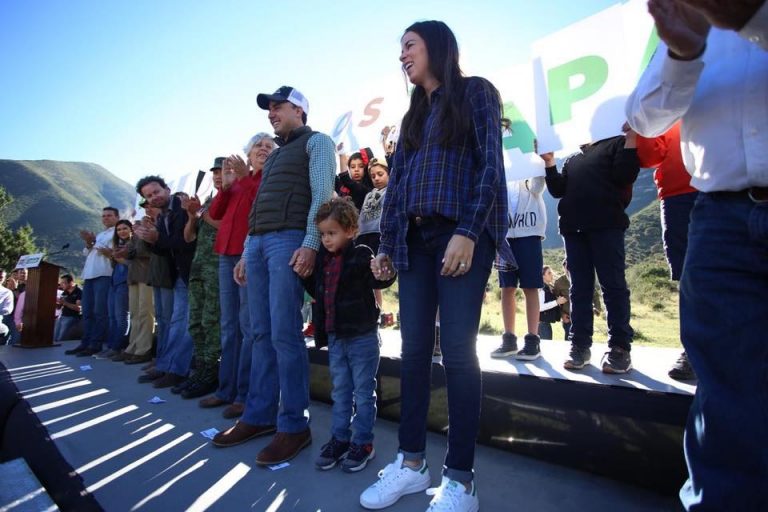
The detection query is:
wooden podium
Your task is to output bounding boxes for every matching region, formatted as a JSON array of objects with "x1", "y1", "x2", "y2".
[{"x1": 19, "y1": 260, "x2": 63, "y2": 348}]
